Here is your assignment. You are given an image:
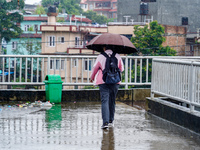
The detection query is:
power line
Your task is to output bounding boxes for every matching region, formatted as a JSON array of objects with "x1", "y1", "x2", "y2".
[{"x1": 3, "y1": 33, "x2": 189, "y2": 46}]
